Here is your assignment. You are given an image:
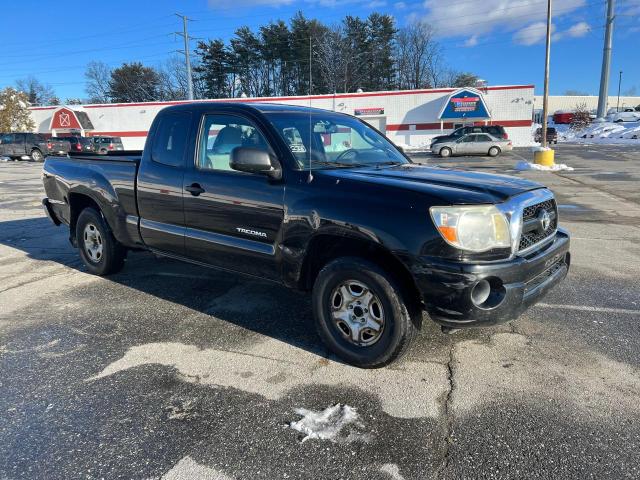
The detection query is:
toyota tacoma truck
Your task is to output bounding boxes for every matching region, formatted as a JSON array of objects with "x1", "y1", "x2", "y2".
[{"x1": 42, "y1": 103, "x2": 570, "y2": 368}]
